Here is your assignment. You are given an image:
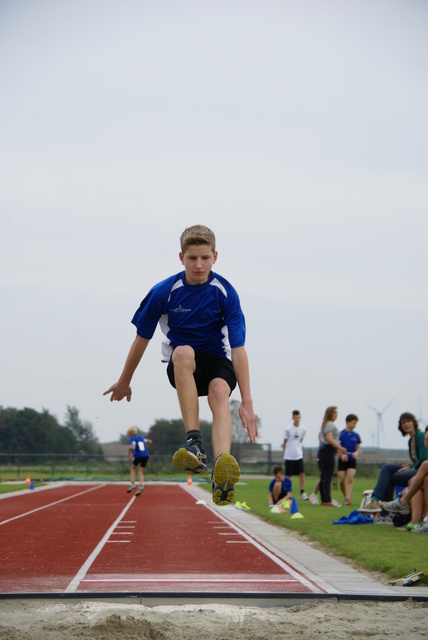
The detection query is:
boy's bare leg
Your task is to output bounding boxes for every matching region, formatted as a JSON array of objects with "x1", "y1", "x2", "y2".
[
  {"x1": 171, "y1": 346, "x2": 207, "y2": 474},
  {"x1": 208, "y1": 377, "x2": 240, "y2": 505},
  {"x1": 207, "y1": 378, "x2": 232, "y2": 458},
  {"x1": 338, "y1": 470, "x2": 346, "y2": 498},
  {"x1": 272, "y1": 483, "x2": 282, "y2": 503},
  {"x1": 172, "y1": 346, "x2": 199, "y2": 432},
  {"x1": 127, "y1": 465, "x2": 137, "y2": 493},
  {"x1": 346, "y1": 468, "x2": 356, "y2": 501}
]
